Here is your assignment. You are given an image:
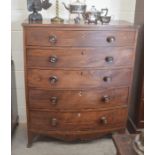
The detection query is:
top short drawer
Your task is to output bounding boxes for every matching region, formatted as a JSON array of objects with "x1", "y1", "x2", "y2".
[{"x1": 25, "y1": 28, "x2": 136, "y2": 47}]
